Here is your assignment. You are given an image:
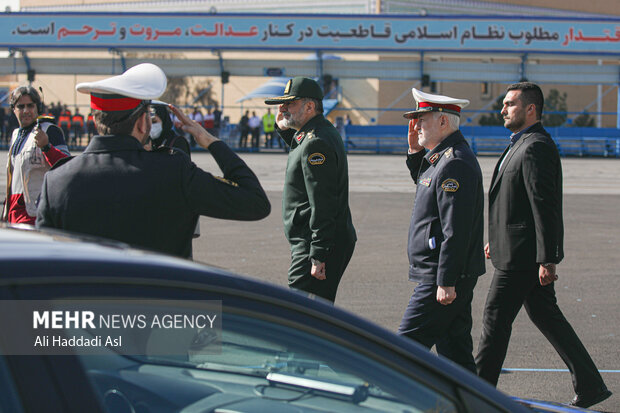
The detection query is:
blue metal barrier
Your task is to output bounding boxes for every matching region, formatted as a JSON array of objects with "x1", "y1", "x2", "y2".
[
  {"x1": 342, "y1": 125, "x2": 620, "y2": 158},
  {"x1": 4, "y1": 125, "x2": 616, "y2": 157}
]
